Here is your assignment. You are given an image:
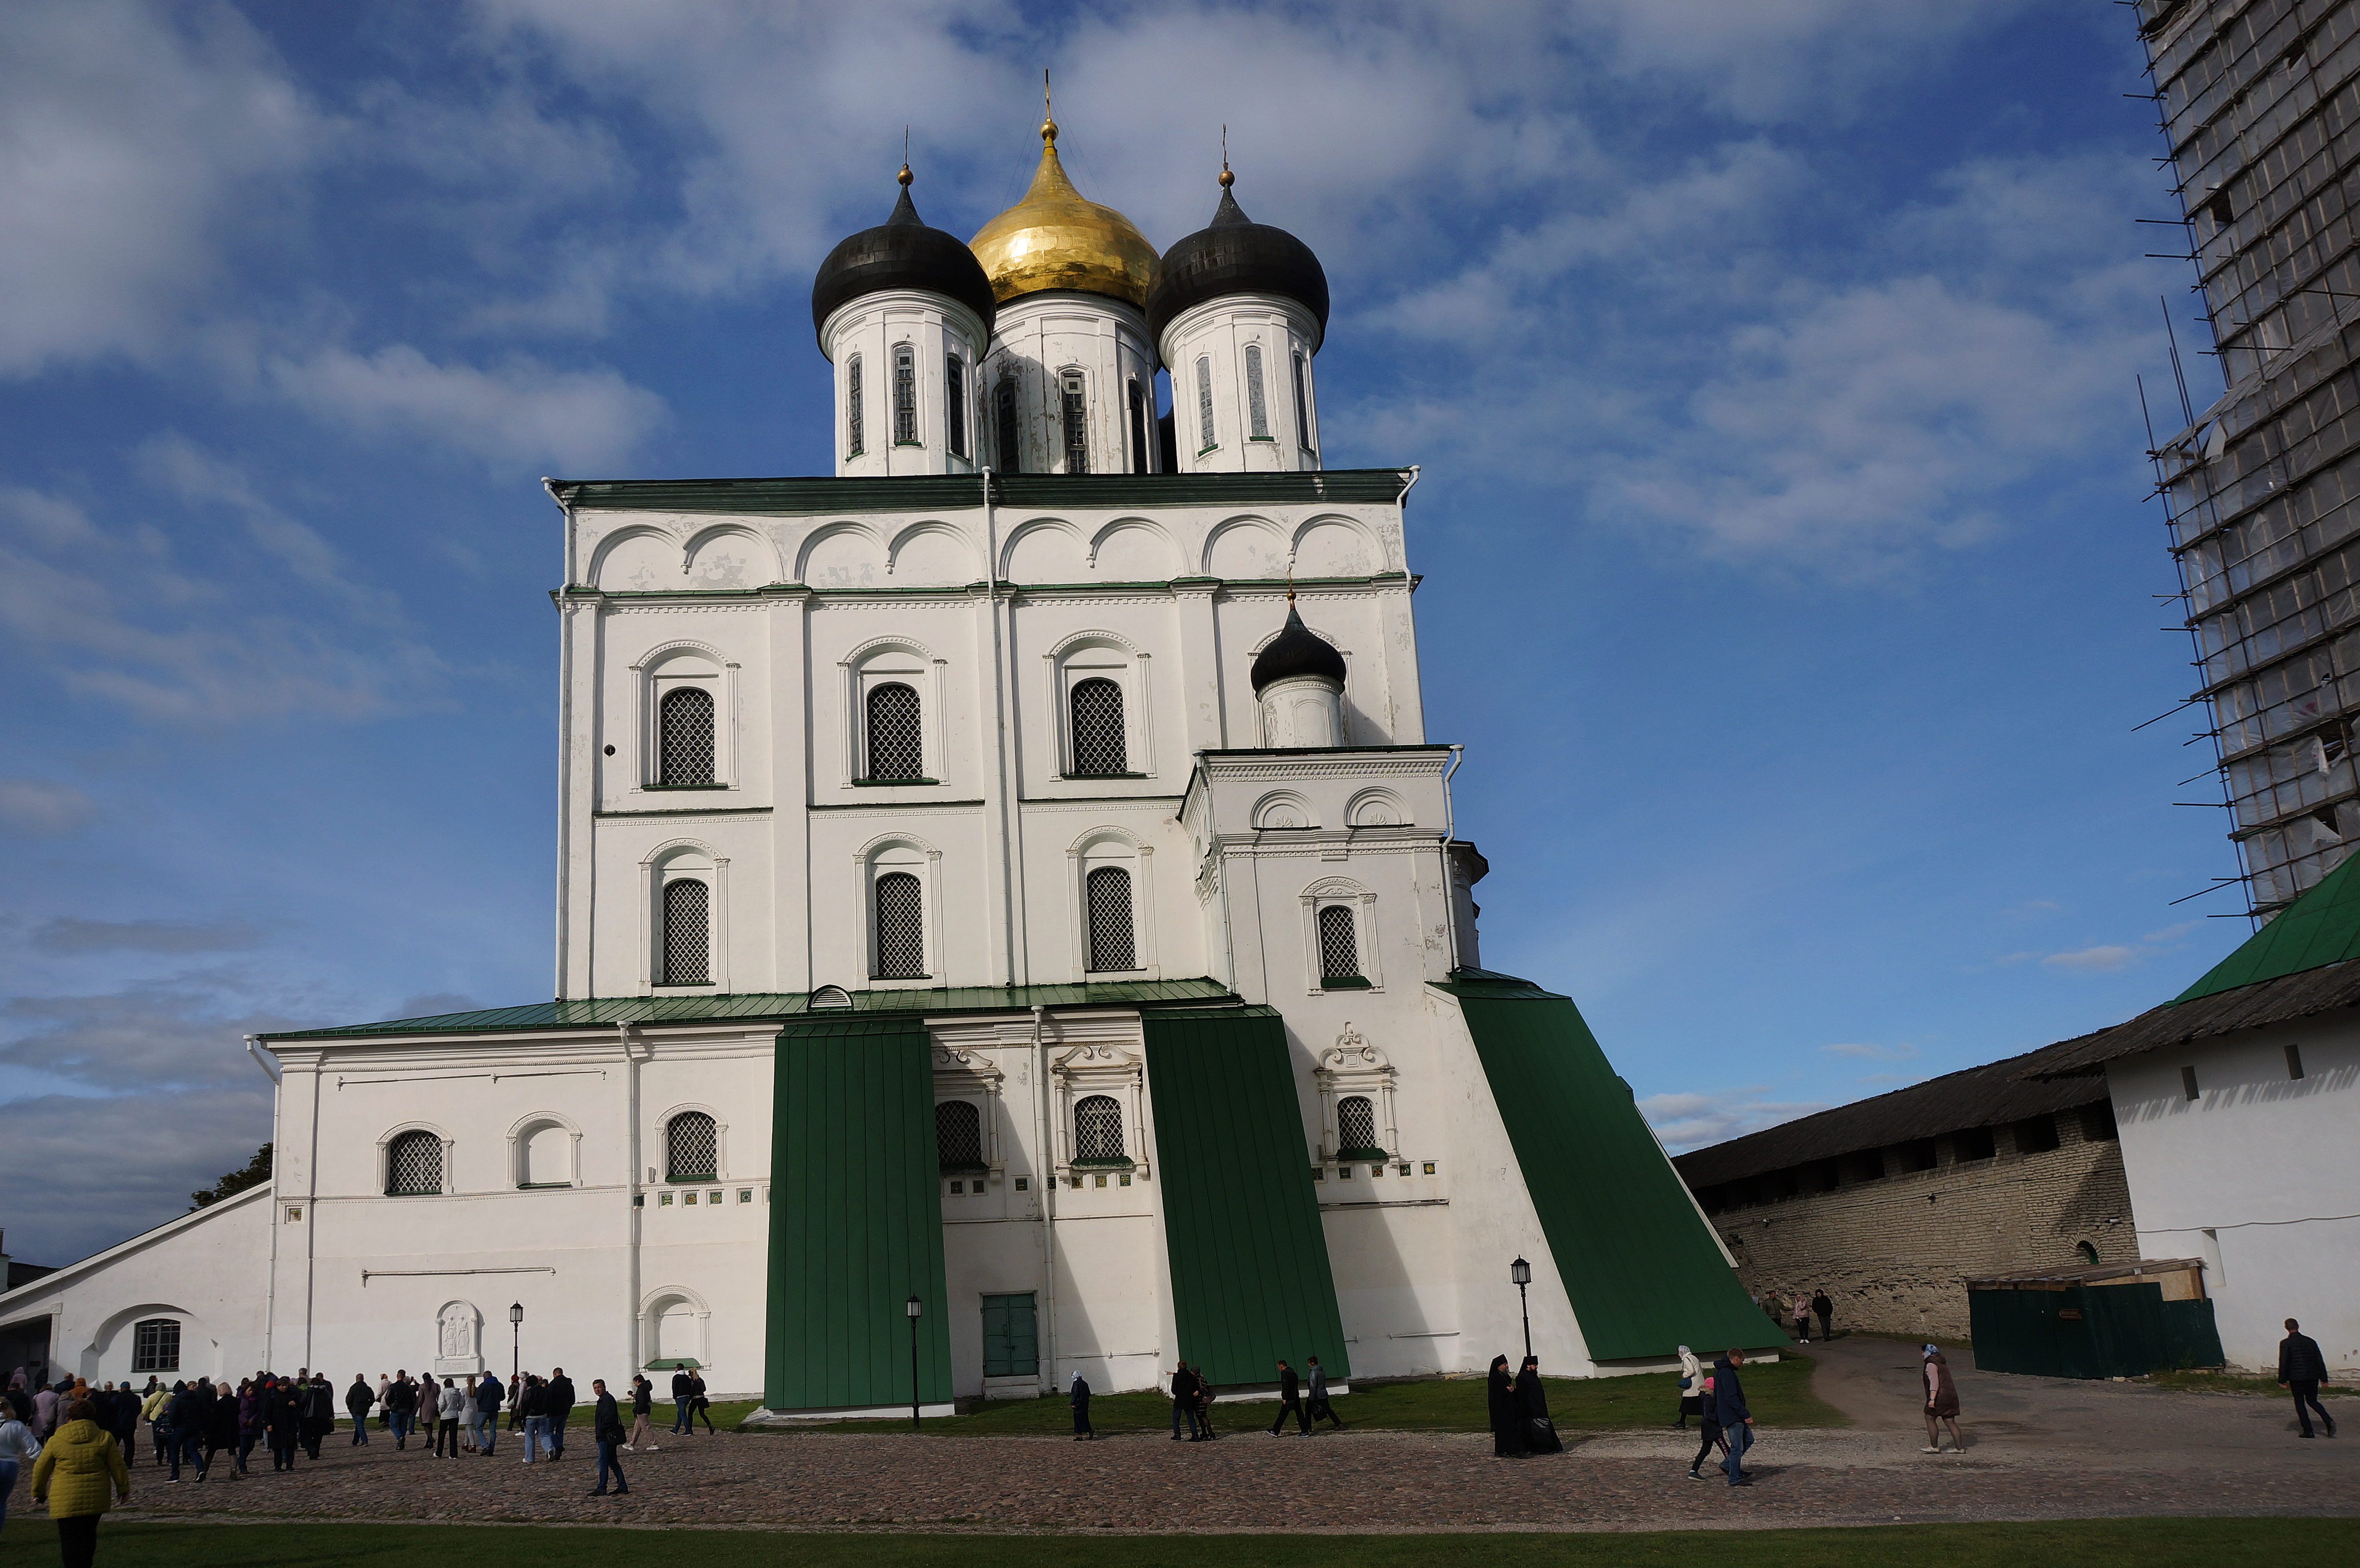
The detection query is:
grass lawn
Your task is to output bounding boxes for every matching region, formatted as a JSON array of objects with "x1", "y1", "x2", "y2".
[
  {"x1": 2143, "y1": 1369, "x2": 2353, "y2": 1398},
  {"x1": 739, "y1": 1356, "x2": 1840, "y2": 1437},
  {"x1": 14, "y1": 1518, "x2": 2341, "y2": 1565}
]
